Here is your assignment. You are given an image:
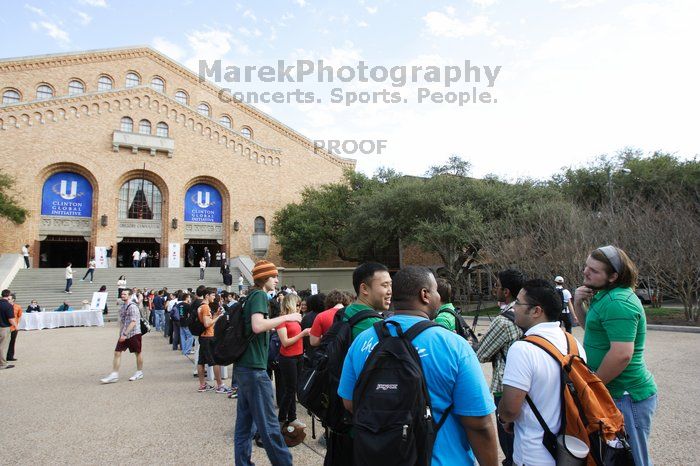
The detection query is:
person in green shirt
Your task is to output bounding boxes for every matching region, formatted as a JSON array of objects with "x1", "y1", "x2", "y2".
[
  {"x1": 327, "y1": 262, "x2": 391, "y2": 466},
  {"x1": 435, "y1": 278, "x2": 457, "y2": 331},
  {"x1": 341, "y1": 262, "x2": 392, "y2": 338},
  {"x1": 233, "y1": 260, "x2": 300, "y2": 466},
  {"x1": 573, "y1": 245, "x2": 657, "y2": 466}
]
